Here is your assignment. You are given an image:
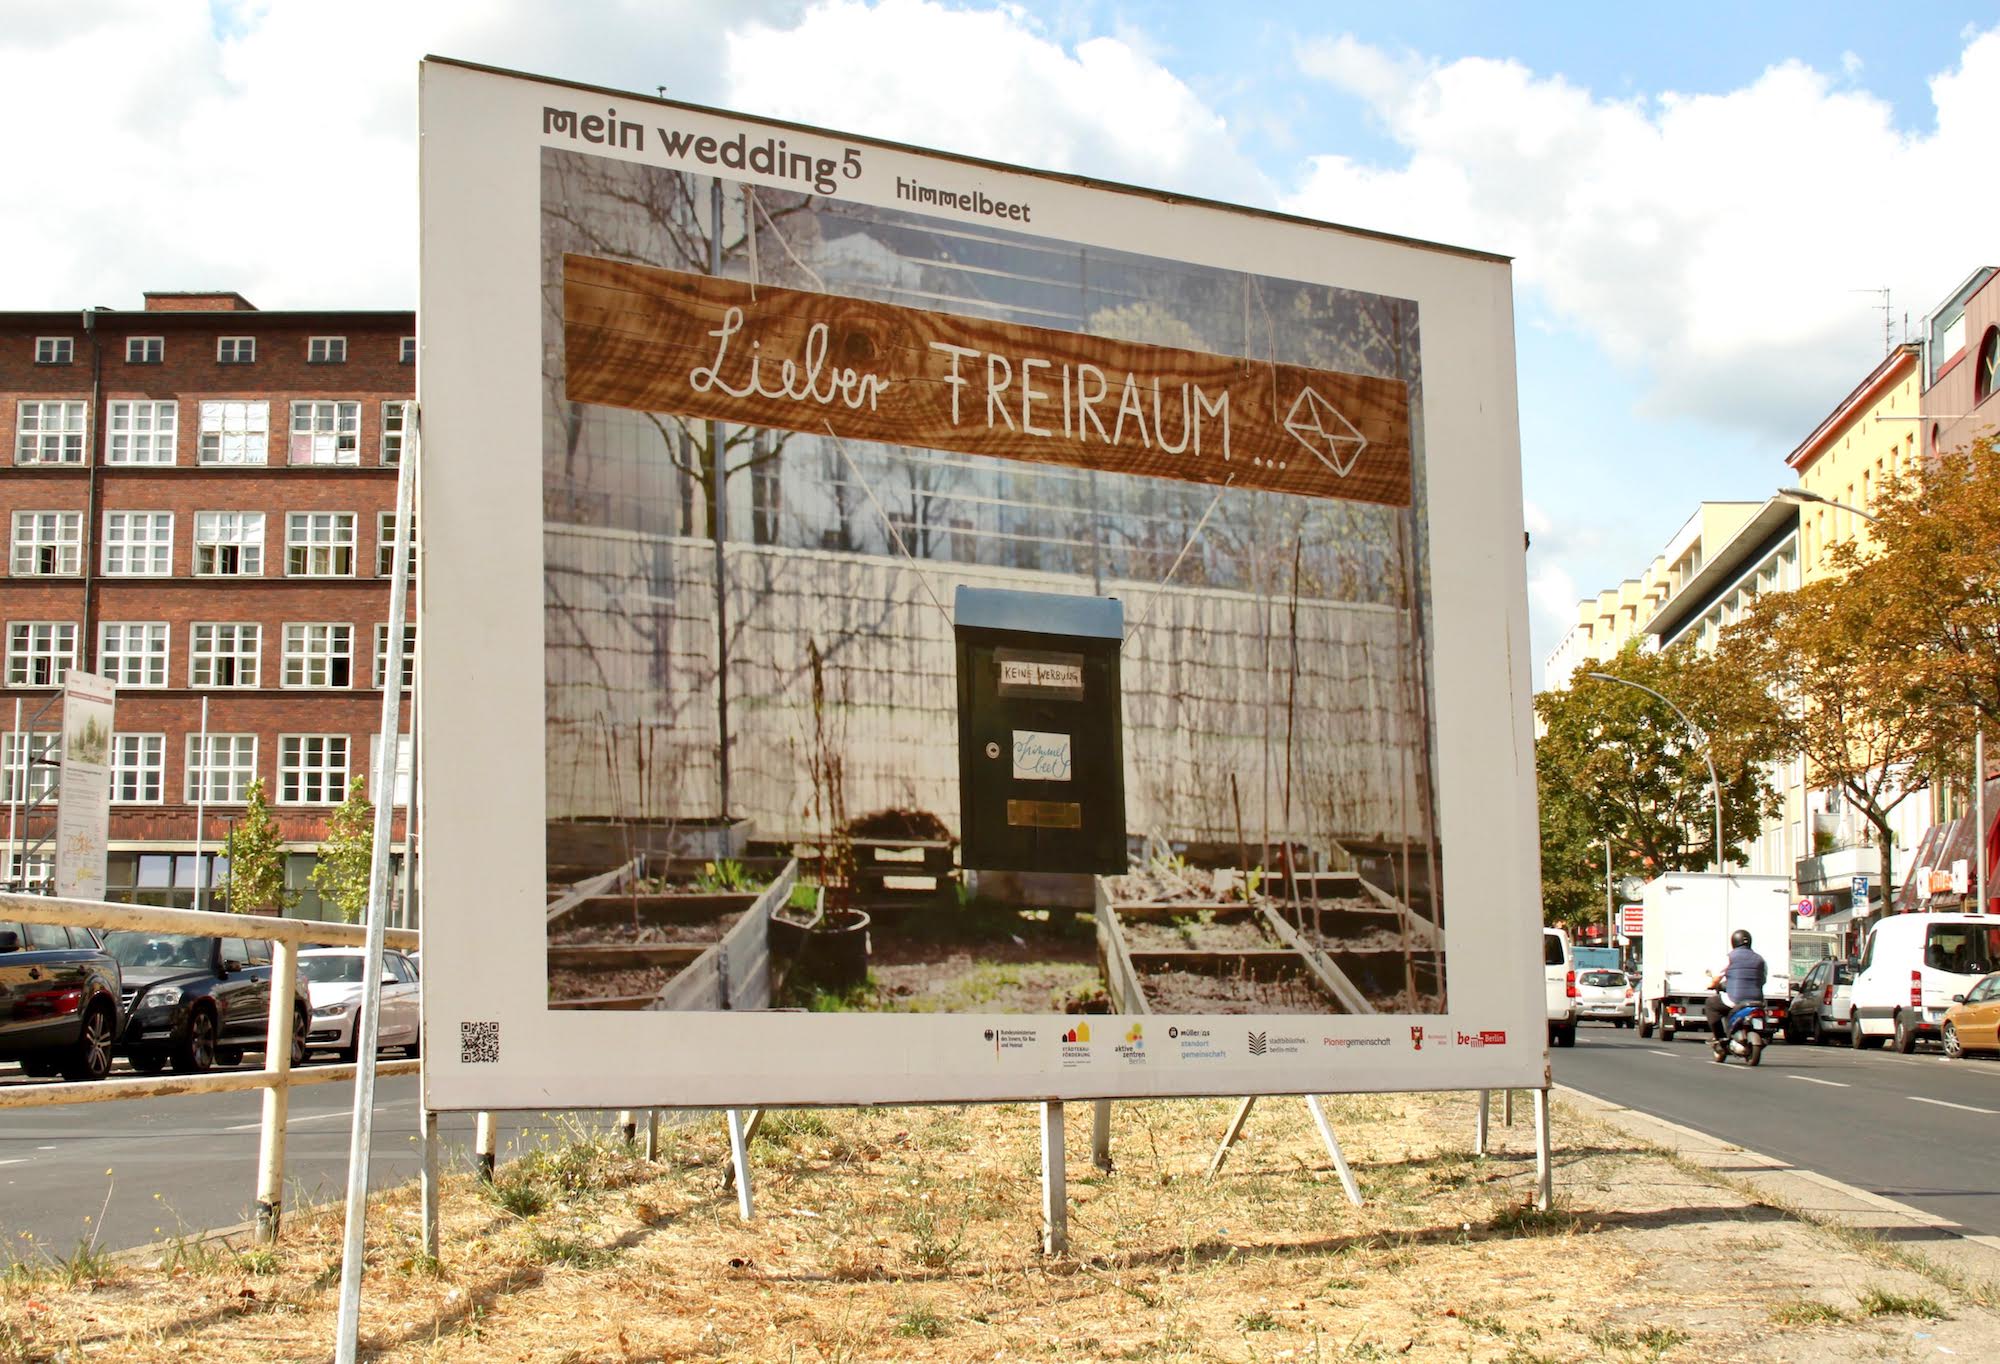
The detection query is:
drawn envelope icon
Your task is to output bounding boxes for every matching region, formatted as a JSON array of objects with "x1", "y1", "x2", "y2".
[{"x1": 1282, "y1": 386, "x2": 1368, "y2": 477}]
